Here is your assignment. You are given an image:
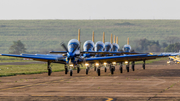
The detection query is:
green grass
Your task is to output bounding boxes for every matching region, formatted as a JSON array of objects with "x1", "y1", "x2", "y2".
[
  {"x1": 0, "y1": 63, "x2": 64, "y2": 77},
  {"x1": 0, "y1": 20, "x2": 180, "y2": 53},
  {"x1": 0, "y1": 63, "x2": 86, "y2": 77},
  {"x1": 135, "y1": 57, "x2": 167, "y2": 64},
  {"x1": 0, "y1": 56, "x2": 33, "y2": 63}
]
